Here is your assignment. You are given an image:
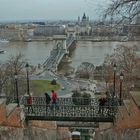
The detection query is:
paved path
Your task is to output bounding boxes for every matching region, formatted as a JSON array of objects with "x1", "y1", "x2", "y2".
[{"x1": 31, "y1": 69, "x2": 106, "y2": 97}]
